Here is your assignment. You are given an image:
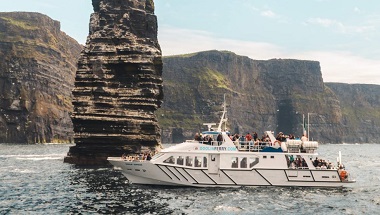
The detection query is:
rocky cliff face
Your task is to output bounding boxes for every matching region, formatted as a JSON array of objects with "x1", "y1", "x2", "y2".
[
  {"x1": 0, "y1": 12, "x2": 82, "y2": 143},
  {"x1": 326, "y1": 83, "x2": 380, "y2": 143},
  {"x1": 64, "y1": 0, "x2": 163, "y2": 165},
  {"x1": 160, "y1": 50, "x2": 380, "y2": 144}
]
